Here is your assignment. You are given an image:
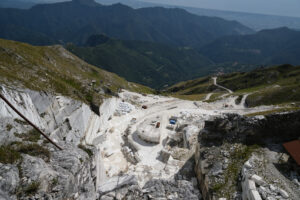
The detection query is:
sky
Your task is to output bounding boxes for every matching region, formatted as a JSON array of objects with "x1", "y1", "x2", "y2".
[{"x1": 141, "y1": 0, "x2": 300, "y2": 17}]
